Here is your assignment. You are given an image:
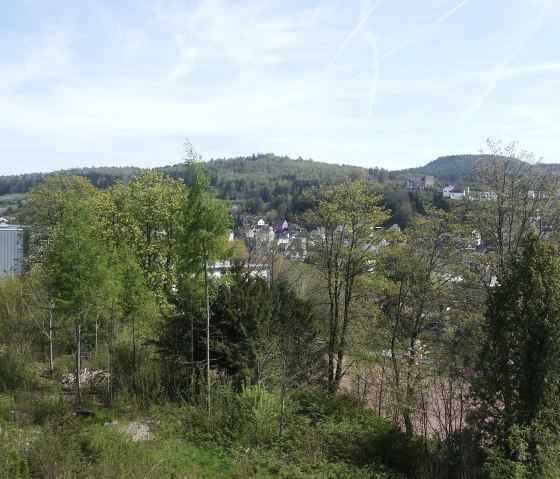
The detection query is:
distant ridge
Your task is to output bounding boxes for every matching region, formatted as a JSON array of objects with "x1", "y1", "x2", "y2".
[
  {"x1": 399, "y1": 154, "x2": 560, "y2": 183},
  {"x1": 399, "y1": 155, "x2": 486, "y2": 183},
  {"x1": 3, "y1": 152, "x2": 560, "y2": 197}
]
